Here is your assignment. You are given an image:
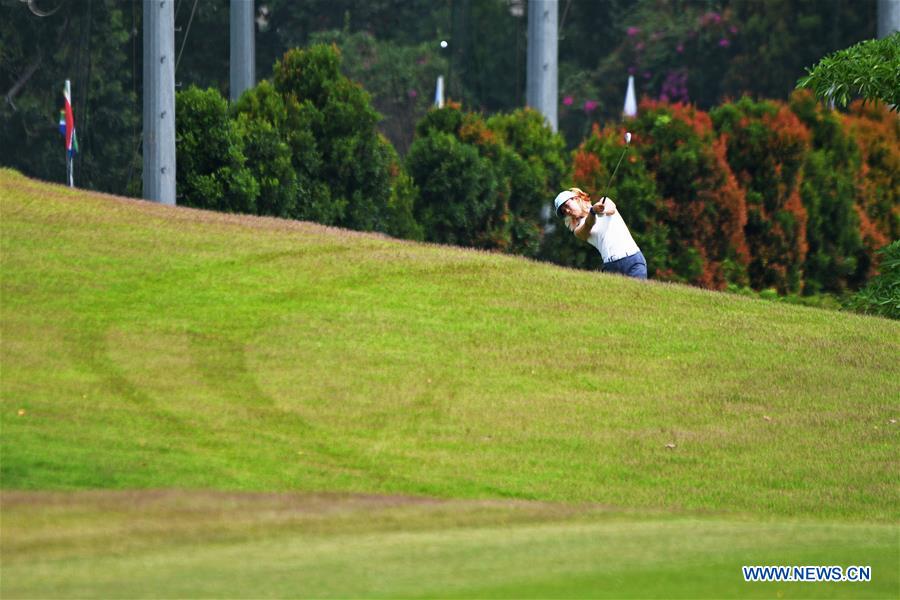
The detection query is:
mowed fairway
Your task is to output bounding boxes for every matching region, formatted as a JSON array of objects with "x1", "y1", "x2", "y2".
[{"x1": 1, "y1": 169, "x2": 898, "y2": 598}]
